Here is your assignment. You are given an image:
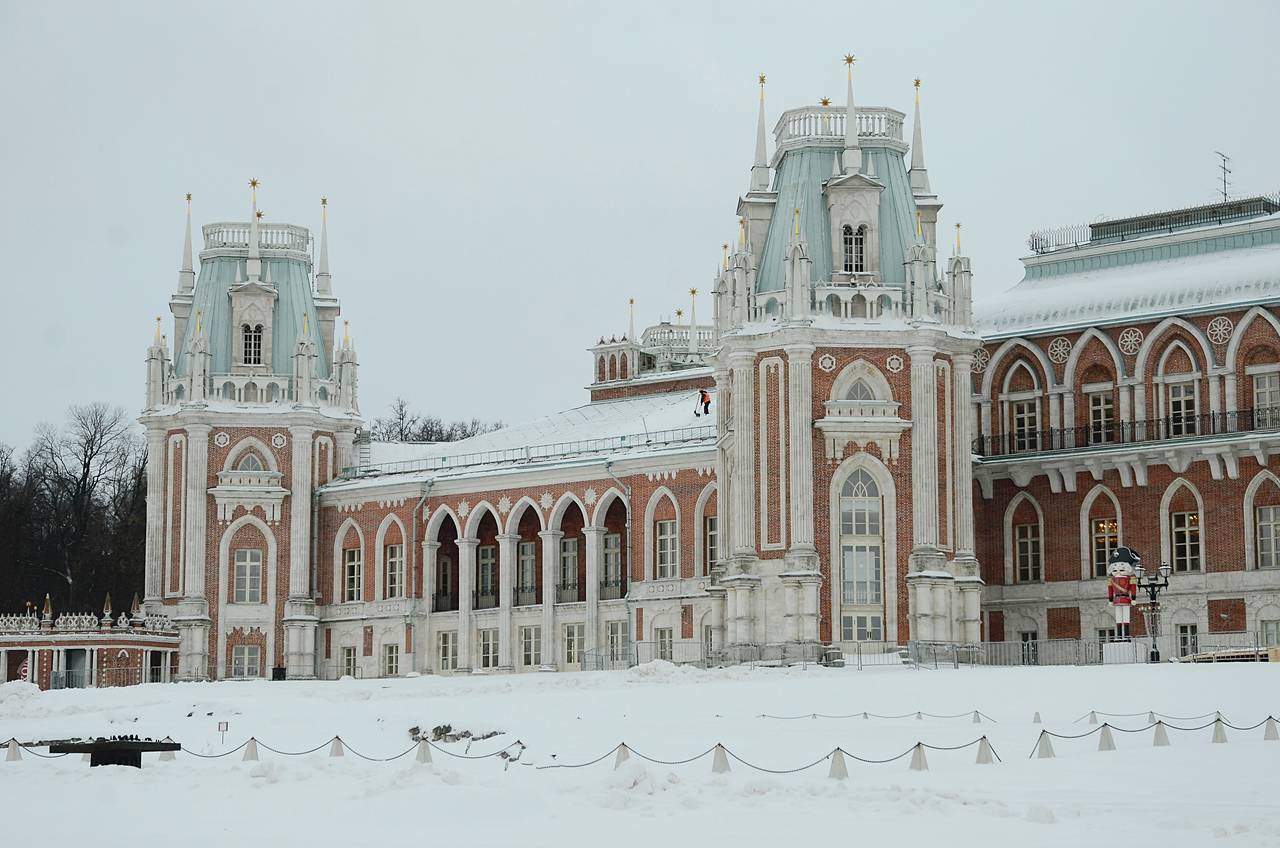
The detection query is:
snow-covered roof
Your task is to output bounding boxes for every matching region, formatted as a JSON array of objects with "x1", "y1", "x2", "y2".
[
  {"x1": 976, "y1": 219, "x2": 1280, "y2": 337},
  {"x1": 329, "y1": 390, "x2": 716, "y2": 492}
]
